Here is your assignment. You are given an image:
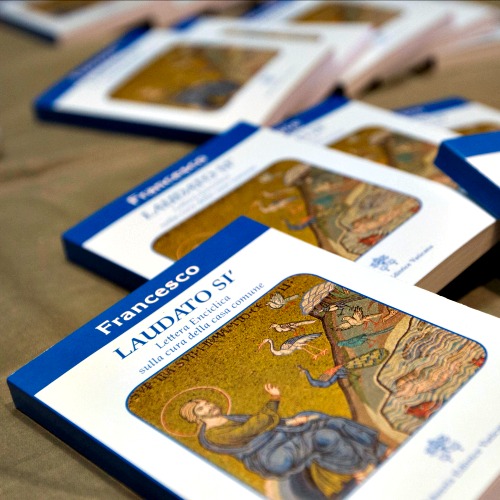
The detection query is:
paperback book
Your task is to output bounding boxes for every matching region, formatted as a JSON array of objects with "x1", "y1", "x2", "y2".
[
  {"x1": 0, "y1": 0, "x2": 158, "y2": 43},
  {"x1": 0, "y1": 0, "x2": 244, "y2": 43},
  {"x1": 431, "y1": 25, "x2": 500, "y2": 70},
  {"x1": 180, "y1": 17, "x2": 375, "y2": 92},
  {"x1": 34, "y1": 24, "x2": 333, "y2": 142},
  {"x1": 63, "y1": 123, "x2": 497, "y2": 292},
  {"x1": 8, "y1": 217, "x2": 500, "y2": 500},
  {"x1": 245, "y1": 0, "x2": 453, "y2": 96},
  {"x1": 424, "y1": 1, "x2": 500, "y2": 70},
  {"x1": 274, "y1": 95, "x2": 459, "y2": 186},
  {"x1": 435, "y1": 131, "x2": 500, "y2": 220},
  {"x1": 393, "y1": 1, "x2": 500, "y2": 75},
  {"x1": 397, "y1": 96, "x2": 500, "y2": 136}
]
